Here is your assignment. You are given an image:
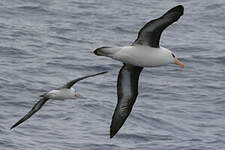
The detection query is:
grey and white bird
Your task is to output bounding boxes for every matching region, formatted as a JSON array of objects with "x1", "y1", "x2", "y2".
[
  {"x1": 10, "y1": 71, "x2": 107, "y2": 129},
  {"x1": 94, "y1": 5, "x2": 185, "y2": 138}
]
